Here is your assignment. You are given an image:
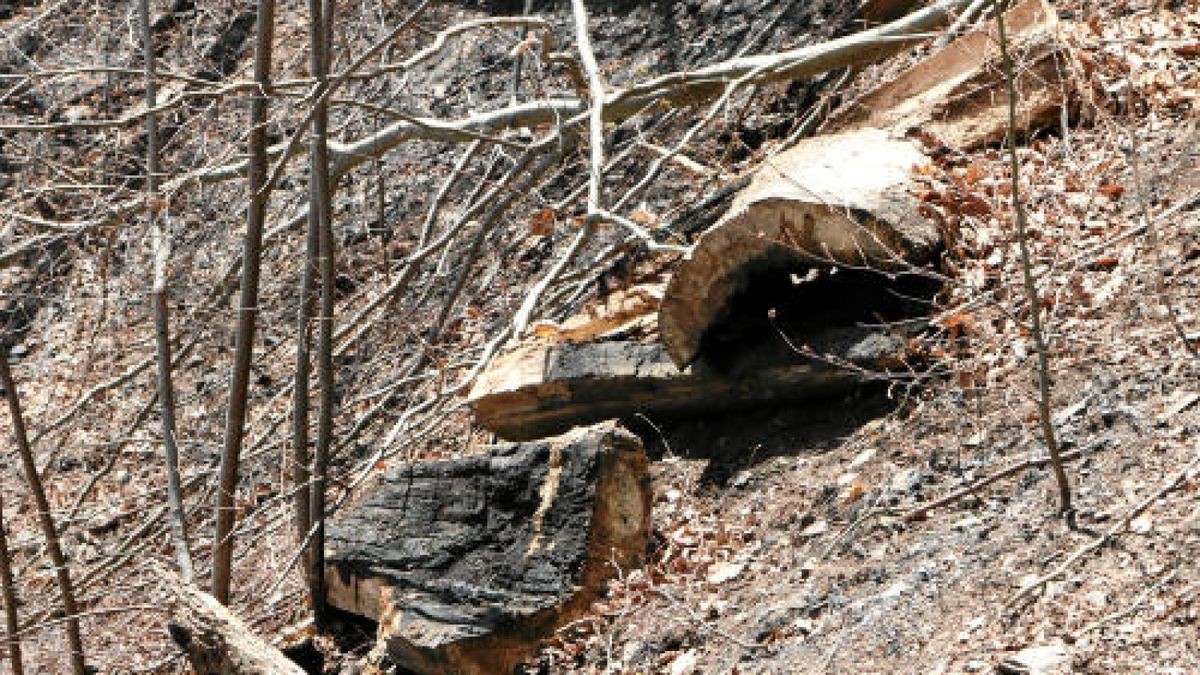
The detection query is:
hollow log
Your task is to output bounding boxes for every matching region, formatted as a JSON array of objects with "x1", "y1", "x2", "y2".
[
  {"x1": 658, "y1": 128, "x2": 941, "y2": 369},
  {"x1": 325, "y1": 422, "x2": 650, "y2": 675},
  {"x1": 163, "y1": 573, "x2": 305, "y2": 675},
  {"x1": 827, "y1": 0, "x2": 1070, "y2": 150}
]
